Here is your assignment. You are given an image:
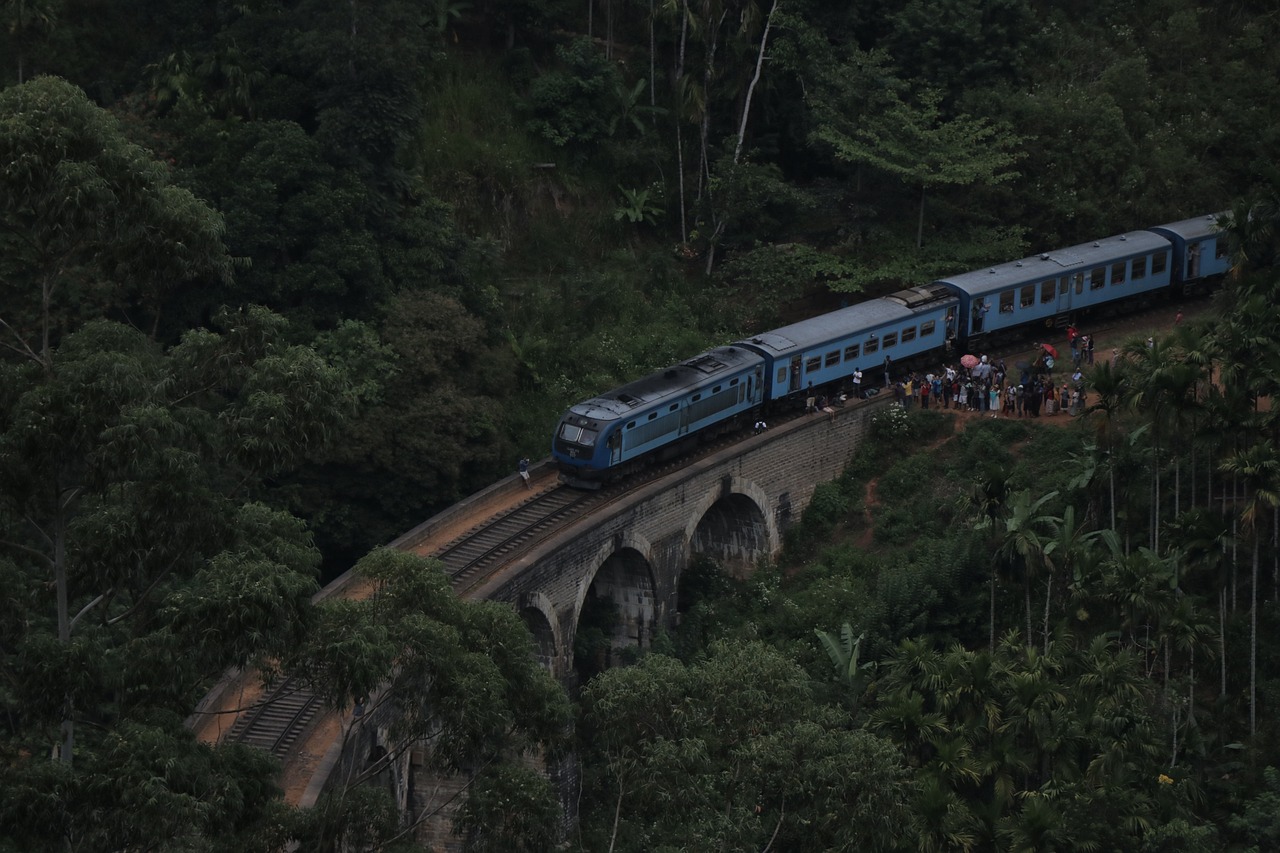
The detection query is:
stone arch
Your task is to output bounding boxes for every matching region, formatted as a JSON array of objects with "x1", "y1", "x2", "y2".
[
  {"x1": 574, "y1": 536, "x2": 658, "y2": 674},
  {"x1": 517, "y1": 591, "x2": 561, "y2": 675},
  {"x1": 686, "y1": 476, "x2": 777, "y2": 577}
]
